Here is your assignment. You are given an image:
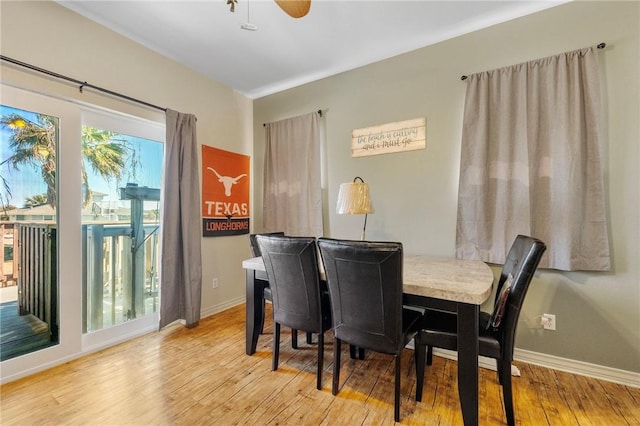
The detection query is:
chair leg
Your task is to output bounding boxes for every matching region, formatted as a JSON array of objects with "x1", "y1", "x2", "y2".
[
  {"x1": 272, "y1": 322, "x2": 281, "y2": 371},
  {"x1": 496, "y1": 359, "x2": 503, "y2": 384},
  {"x1": 259, "y1": 298, "x2": 266, "y2": 334},
  {"x1": 415, "y1": 341, "x2": 426, "y2": 402},
  {"x1": 332, "y1": 338, "x2": 341, "y2": 395},
  {"x1": 292, "y1": 329, "x2": 298, "y2": 349},
  {"x1": 427, "y1": 345, "x2": 433, "y2": 365},
  {"x1": 307, "y1": 332, "x2": 313, "y2": 344},
  {"x1": 349, "y1": 345, "x2": 366, "y2": 360},
  {"x1": 394, "y1": 354, "x2": 401, "y2": 423},
  {"x1": 316, "y1": 332, "x2": 324, "y2": 390},
  {"x1": 500, "y1": 361, "x2": 515, "y2": 426}
]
